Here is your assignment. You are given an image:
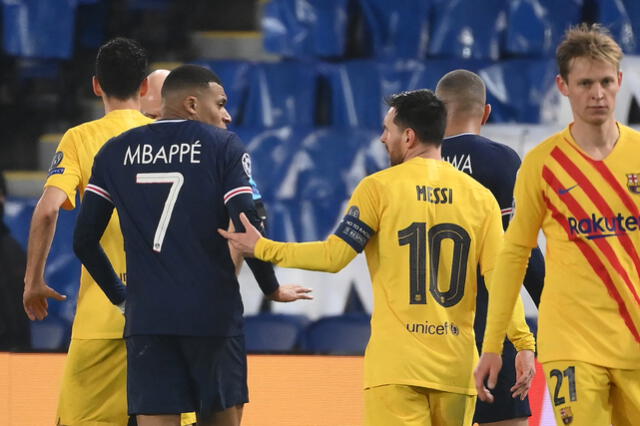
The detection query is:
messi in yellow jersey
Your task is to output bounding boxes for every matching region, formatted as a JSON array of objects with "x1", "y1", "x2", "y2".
[
  {"x1": 478, "y1": 24, "x2": 640, "y2": 425},
  {"x1": 222, "y1": 90, "x2": 535, "y2": 426},
  {"x1": 22, "y1": 38, "x2": 156, "y2": 426}
]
